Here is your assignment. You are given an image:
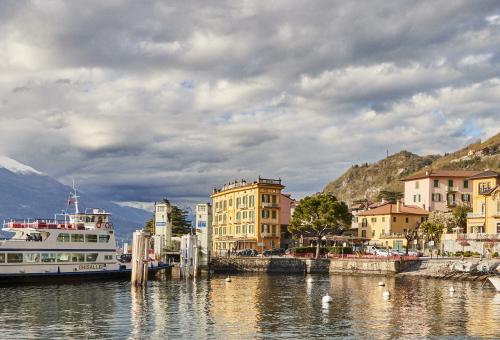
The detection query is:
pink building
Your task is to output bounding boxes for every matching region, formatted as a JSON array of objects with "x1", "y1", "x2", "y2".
[
  {"x1": 402, "y1": 169, "x2": 481, "y2": 212},
  {"x1": 279, "y1": 193, "x2": 296, "y2": 249}
]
